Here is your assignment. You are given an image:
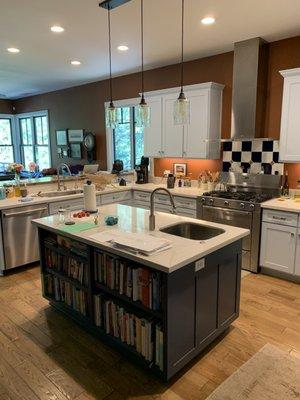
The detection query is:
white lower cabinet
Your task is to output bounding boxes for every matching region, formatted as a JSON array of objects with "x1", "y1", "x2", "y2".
[
  {"x1": 260, "y1": 209, "x2": 300, "y2": 277},
  {"x1": 260, "y1": 222, "x2": 297, "y2": 274}
]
